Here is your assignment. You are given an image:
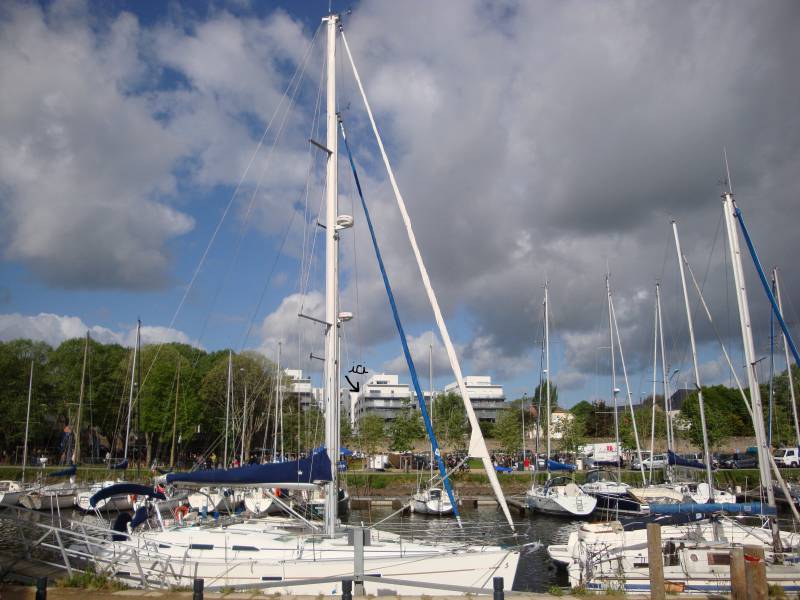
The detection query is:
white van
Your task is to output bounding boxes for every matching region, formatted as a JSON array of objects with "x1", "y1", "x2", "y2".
[{"x1": 775, "y1": 447, "x2": 800, "y2": 468}]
